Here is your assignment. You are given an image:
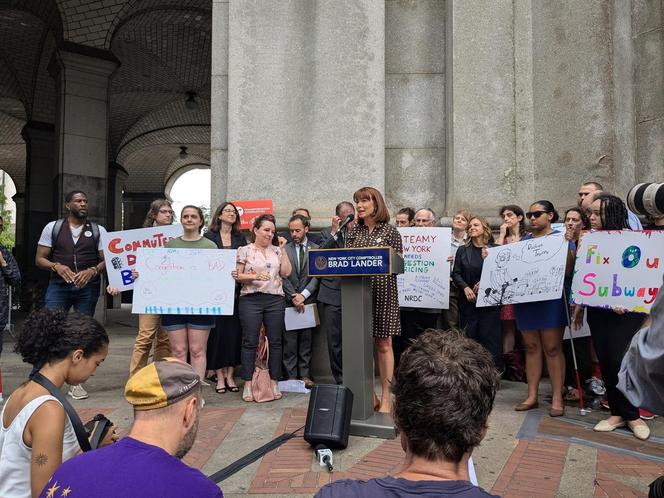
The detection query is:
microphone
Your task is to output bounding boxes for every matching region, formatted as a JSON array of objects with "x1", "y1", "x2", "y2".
[{"x1": 337, "y1": 213, "x2": 354, "y2": 232}]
